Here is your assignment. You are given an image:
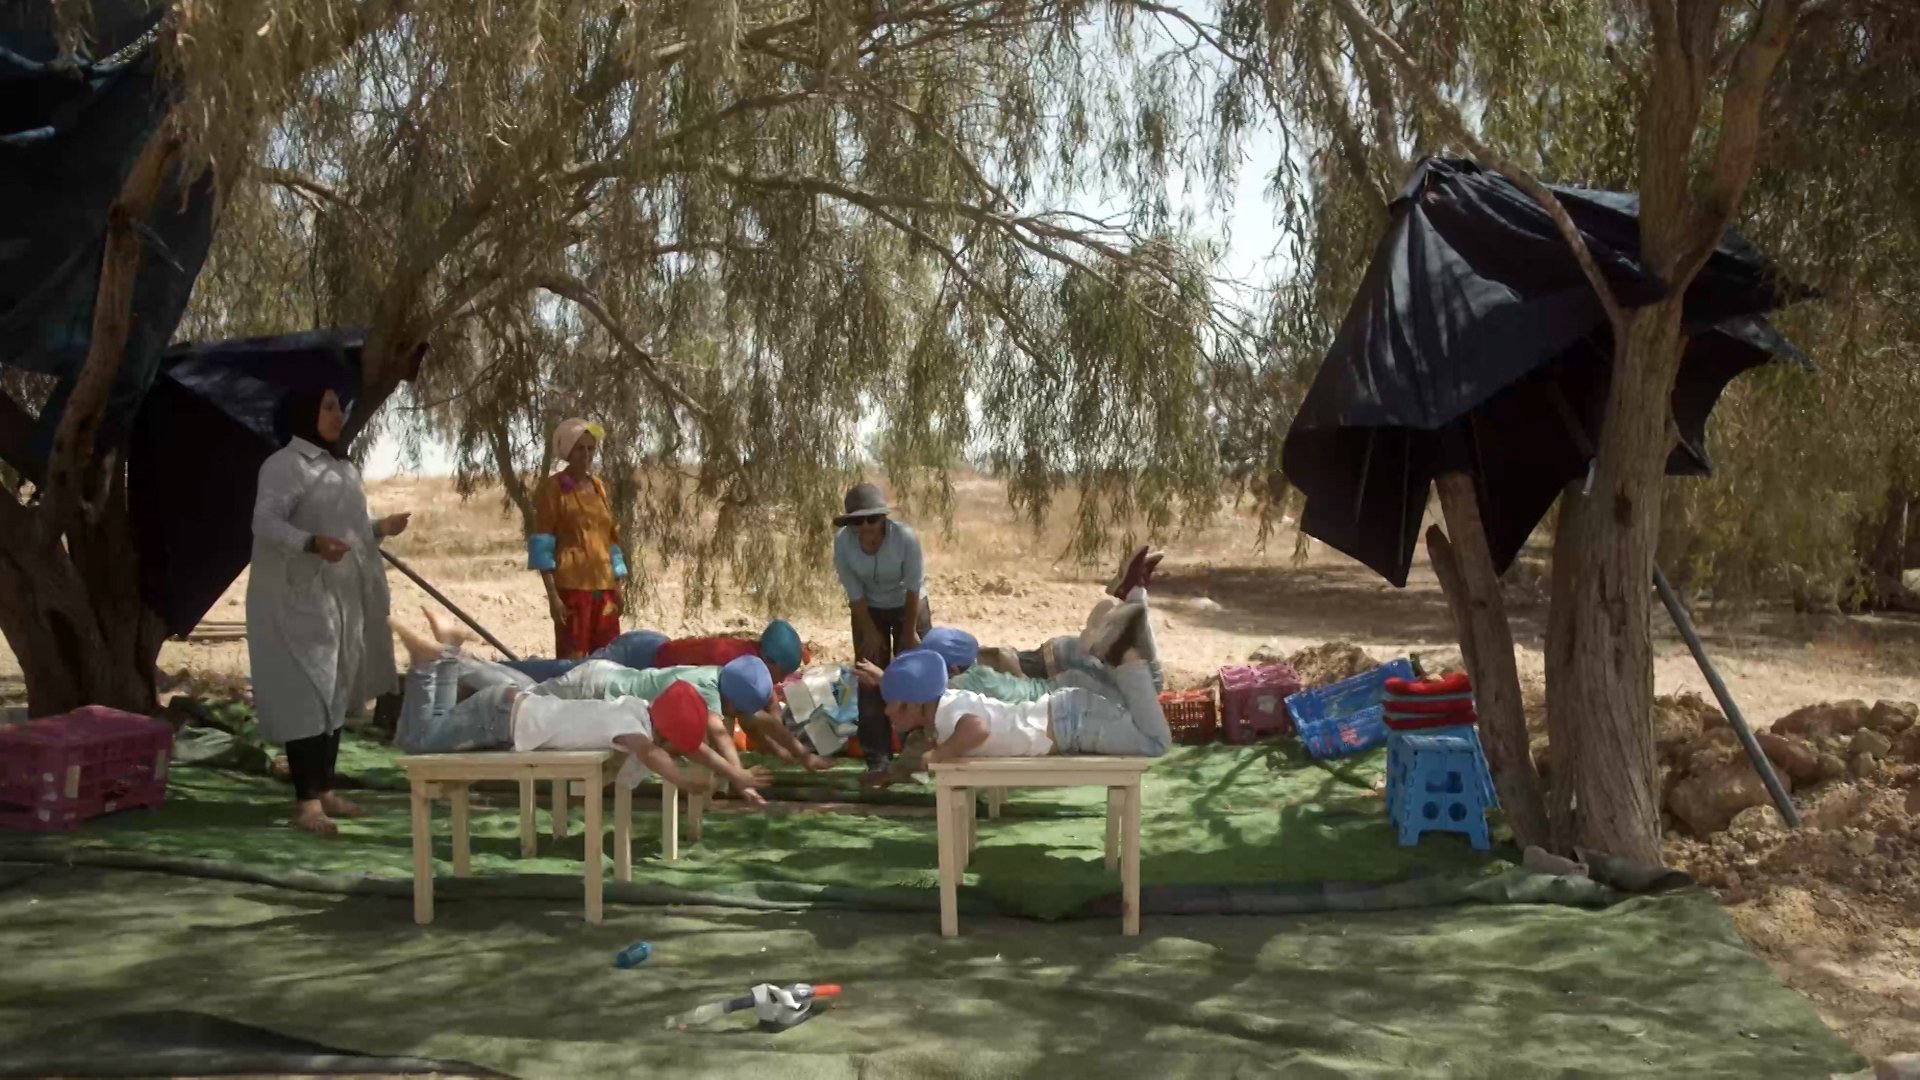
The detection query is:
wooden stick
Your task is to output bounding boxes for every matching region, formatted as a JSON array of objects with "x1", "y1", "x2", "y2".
[{"x1": 380, "y1": 549, "x2": 520, "y2": 661}]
